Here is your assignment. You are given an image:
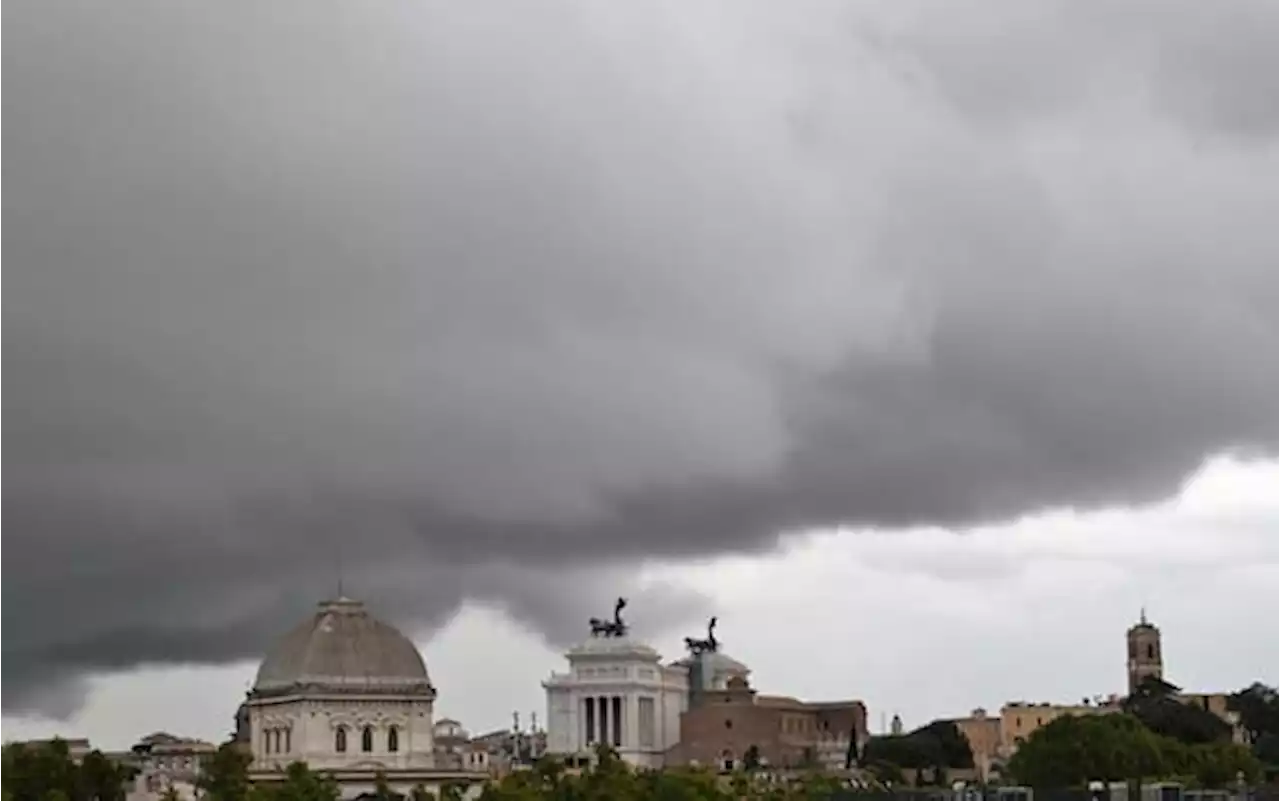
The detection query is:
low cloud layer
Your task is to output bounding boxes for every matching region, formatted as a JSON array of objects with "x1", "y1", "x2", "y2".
[{"x1": 4, "y1": 0, "x2": 1276, "y2": 717}]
